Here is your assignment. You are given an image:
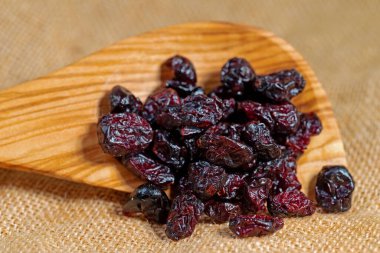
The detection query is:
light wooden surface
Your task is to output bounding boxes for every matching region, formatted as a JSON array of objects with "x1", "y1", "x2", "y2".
[{"x1": 0, "y1": 22, "x2": 346, "y2": 194}]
